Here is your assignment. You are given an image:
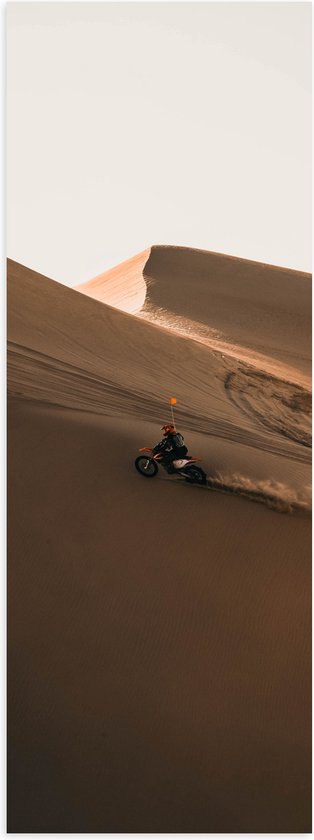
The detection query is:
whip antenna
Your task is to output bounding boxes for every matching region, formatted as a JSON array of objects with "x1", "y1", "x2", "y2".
[{"x1": 170, "y1": 397, "x2": 177, "y2": 426}]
